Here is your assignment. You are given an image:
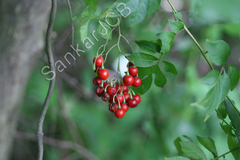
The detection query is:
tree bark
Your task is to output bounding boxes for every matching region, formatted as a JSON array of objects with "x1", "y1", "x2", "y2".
[{"x1": 0, "y1": 0, "x2": 50, "y2": 160}]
